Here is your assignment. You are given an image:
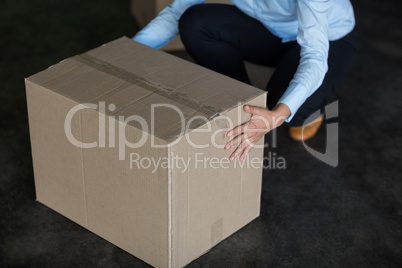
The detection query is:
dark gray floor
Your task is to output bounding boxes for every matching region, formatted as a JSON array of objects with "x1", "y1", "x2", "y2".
[{"x1": 1, "y1": 0, "x2": 402, "y2": 267}]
